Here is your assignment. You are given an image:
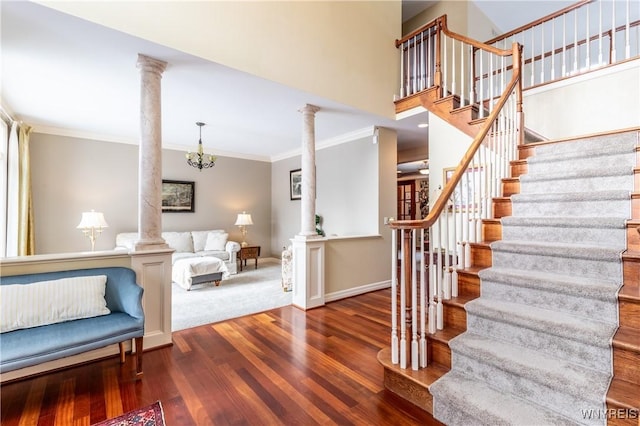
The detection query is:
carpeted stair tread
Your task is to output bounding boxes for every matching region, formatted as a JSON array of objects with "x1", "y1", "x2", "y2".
[
  {"x1": 528, "y1": 139, "x2": 637, "y2": 163},
  {"x1": 430, "y1": 371, "x2": 576, "y2": 426},
  {"x1": 465, "y1": 298, "x2": 617, "y2": 345},
  {"x1": 491, "y1": 240, "x2": 622, "y2": 262},
  {"x1": 512, "y1": 189, "x2": 631, "y2": 203},
  {"x1": 479, "y1": 267, "x2": 620, "y2": 298},
  {"x1": 533, "y1": 132, "x2": 638, "y2": 157},
  {"x1": 520, "y1": 163, "x2": 633, "y2": 184},
  {"x1": 501, "y1": 216, "x2": 628, "y2": 229},
  {"x1": 449, "y1": 333, "x2": 611, "y2": 403}
]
